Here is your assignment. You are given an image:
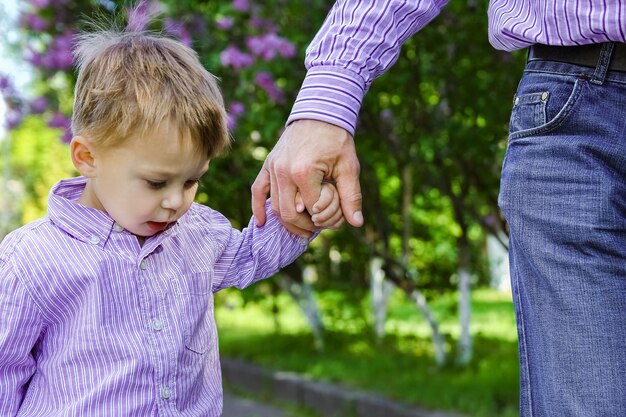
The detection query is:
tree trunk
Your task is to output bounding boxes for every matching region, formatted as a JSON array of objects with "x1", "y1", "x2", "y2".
[
  {"x1": 457, "y1": 234, "x2": 472, "y2": 365},
  {"x1": 370, "y1": 257, "x2": 393, "y2": 341},
  {"x1": 278, "y1": 267, "x2": 325, "y2": 350}
]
